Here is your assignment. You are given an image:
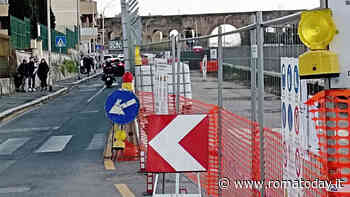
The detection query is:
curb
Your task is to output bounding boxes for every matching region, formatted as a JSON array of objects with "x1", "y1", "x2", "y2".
[
  {"x1": 0, "y1": 87, "x2": 68, "y2": 123},
  {"x1": 0, "y1": 72, "x2": 102, "y2": 123},
  {"x1": 71, "y1": 72, "x2": 102, "y2": 86}
]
